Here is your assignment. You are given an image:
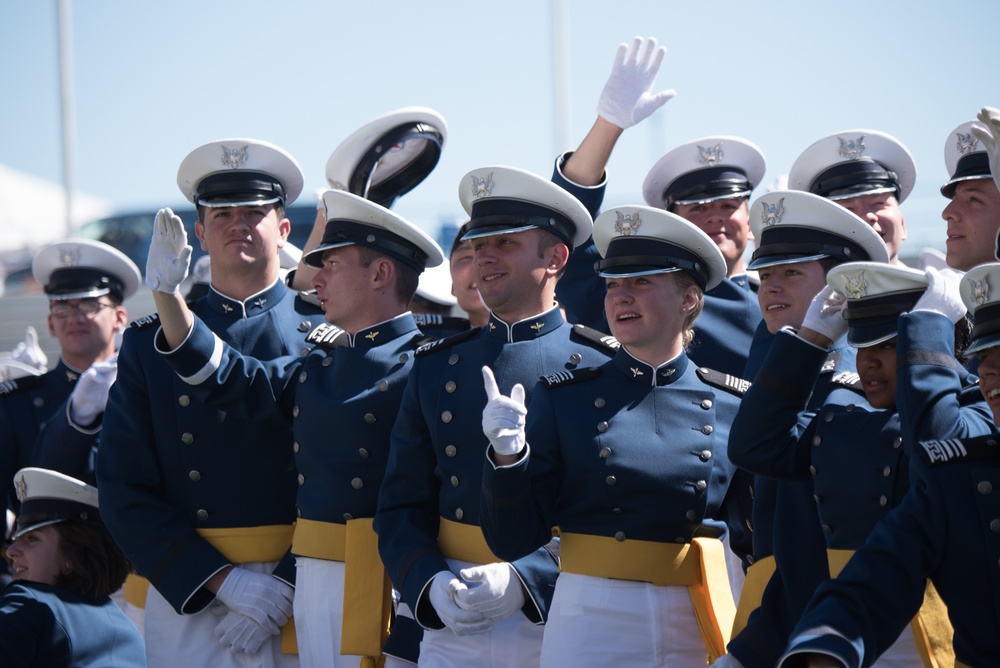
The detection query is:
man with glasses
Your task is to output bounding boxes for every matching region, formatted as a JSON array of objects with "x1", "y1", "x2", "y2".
[{"x1": 0, "y1": 238, "x2": 139, "y2": 521}]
